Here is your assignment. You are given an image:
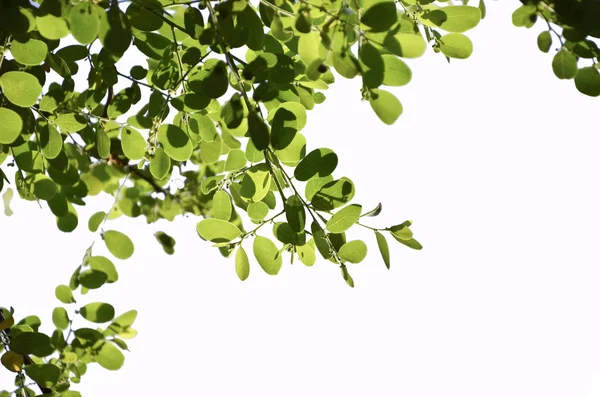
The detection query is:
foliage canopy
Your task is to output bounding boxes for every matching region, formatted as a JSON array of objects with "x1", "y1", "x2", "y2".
[{"x1": 0, "y1": 0, "x2": 598, "y2": 395}]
